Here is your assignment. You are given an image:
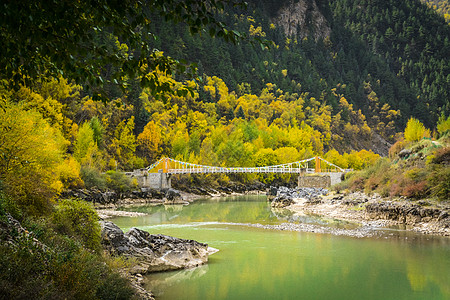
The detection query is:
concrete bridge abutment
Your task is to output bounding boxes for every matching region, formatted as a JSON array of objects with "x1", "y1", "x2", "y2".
[
  {"x1": 298, "y1": 172, "x2": 344, "y2": 188},
  {"x1": 125, "y1": 169, "x2": 171, "y2": 190}
]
